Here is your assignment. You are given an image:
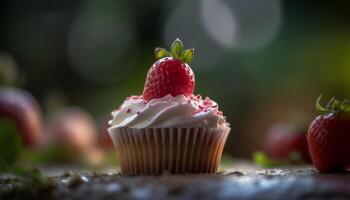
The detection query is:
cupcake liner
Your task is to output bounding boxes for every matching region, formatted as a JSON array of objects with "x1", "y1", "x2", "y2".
[{"x1": 108, "y1": 126, "x2": 230, "y2": 175}]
